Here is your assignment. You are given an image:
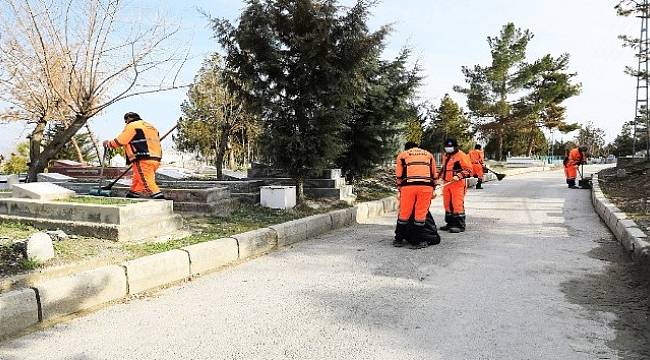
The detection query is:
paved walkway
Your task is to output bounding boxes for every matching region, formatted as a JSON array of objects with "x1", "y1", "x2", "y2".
[{"x1": 2, "y1": 166, "x2": 649, "y2": 359}]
